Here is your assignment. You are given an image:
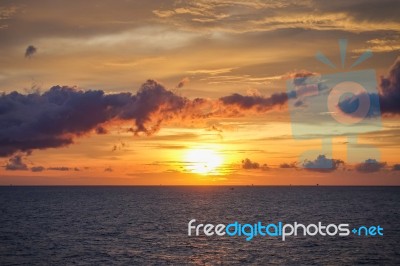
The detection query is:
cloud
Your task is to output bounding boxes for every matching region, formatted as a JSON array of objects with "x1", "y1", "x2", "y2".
[
  {"x1": 31, "y1": 166, "x2": 45, "y2": 172},
  {"x1": 219, "y1": 91, "x2": 294, "y2": 113},
  {"x1": 241, "y1": 158, "x2": 268, "y2": 170},
  {"x1": 3, "y1": 57, "x2": 398, "y2": 159},
  {"x1": 392, "y1": 164, "x2": 400, "y2": 171},
  {"x1": 47, "y1": 166, "x2": 79, "y2": 171},
  {"x1": 152, "y1": 0, "x2": 400, "y2": 34},
  {"x1": 176, "y1": 77, "x2": 190, "y2": 88},
  {"x1": 339, "y1": 58, "x2": 400, "y2": 116},
  {"x1": 4, "y1": 155, "x2": 28, "y2": 170},
  {"x1": 95, "y1": 126, "x2": 108, "y2": 135},
  {"x1": 378, "y1": 58, "x2": 400, "y2": 114},
  {"x1": 355, "y1": 159, "x2": 386, "y2": 173},
  {"x1": 187, "y1": 68, "x2": 235, "y2": 75},
  {"x1": 24, "y1": 45, "x2": 37, "y2": 58},
  {"x1": 0, "y1": 79, "x2": 295, "y2": 157},
  {"x1": 303, "y1": 155, "x2": 344, "y2": 172},
  {"x1": 242, "y1": 158, "x2": 259, "y2": 169},
  {"x1": 280, "y1": 162, "x2": 297, "y2": 169},
  {"x1": 0, "y1": 80, "x2": 186, "y2": 156},
  {"x1": 0, "y1": 85, "x2": 129, "y2": 156},
  {"x1": 30, "y1": 166, "x2": 79, "y2": 172},
  {"x1": 260, "y1": 164, "x2": 269, "y2": 171},
  {"x1": 353, "y1": 36, "x2": 400, "y2": 54},
  {"x1": 47, "y1": 167, "x2": 70, "y2": 171},
  {"x1": 104, "y1": 167, "x2": 113, "y2": 172}
]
